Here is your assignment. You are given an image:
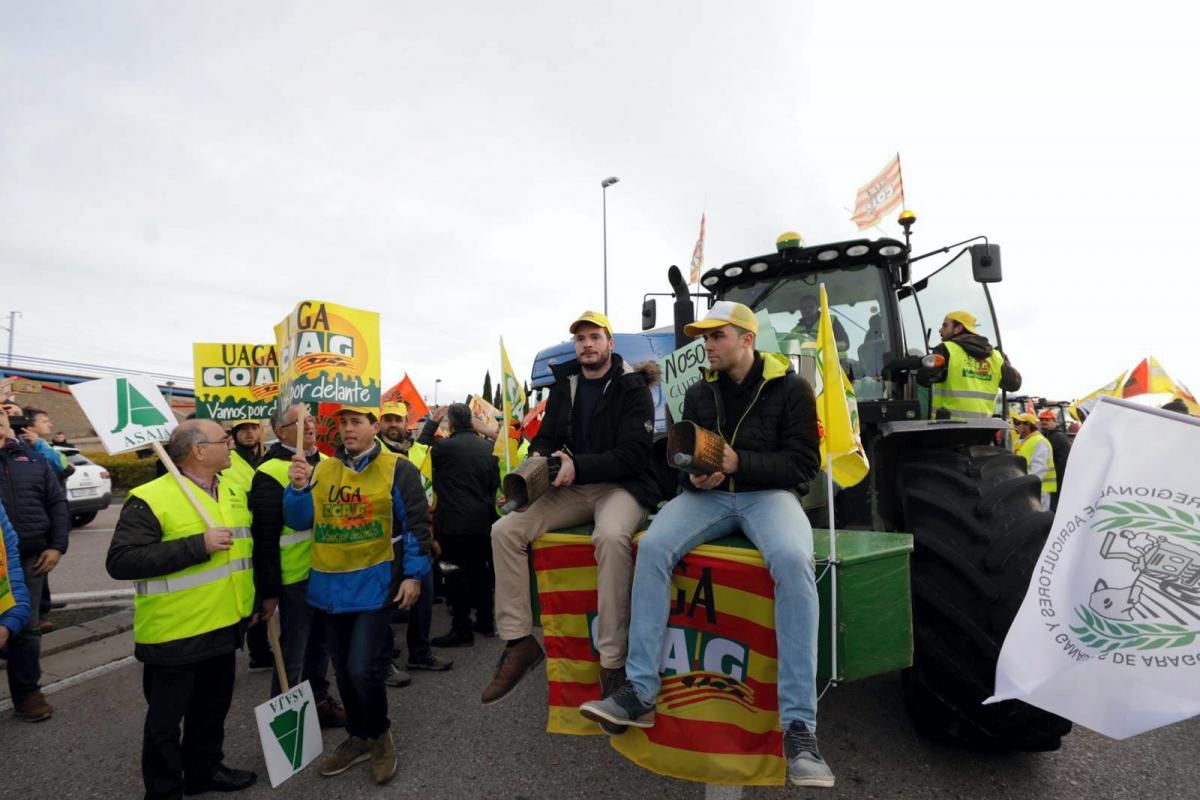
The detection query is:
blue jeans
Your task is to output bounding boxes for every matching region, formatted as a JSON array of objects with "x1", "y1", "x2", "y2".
[
  {"x1": 6, "y1": 556, "x2": 46, "y2": 702},
  {"x1": 270, "y1": 581, "x2": 331, "y2": 702},
  {"x1": 624, "y1": 489, "x2": 820, "y2": 729},
  {"x1": 325, "y1": 606, "x2": 393, "y2": 739}
]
